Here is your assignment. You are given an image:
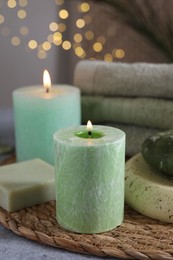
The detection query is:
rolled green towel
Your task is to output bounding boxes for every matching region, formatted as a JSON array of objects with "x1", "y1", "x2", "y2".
[
  {"x1": 74, "y1": 60, "x2": 173, "y2": 98},
  {"x1": 82, "y1": 96, "x2": 173, "y2": 130}
]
